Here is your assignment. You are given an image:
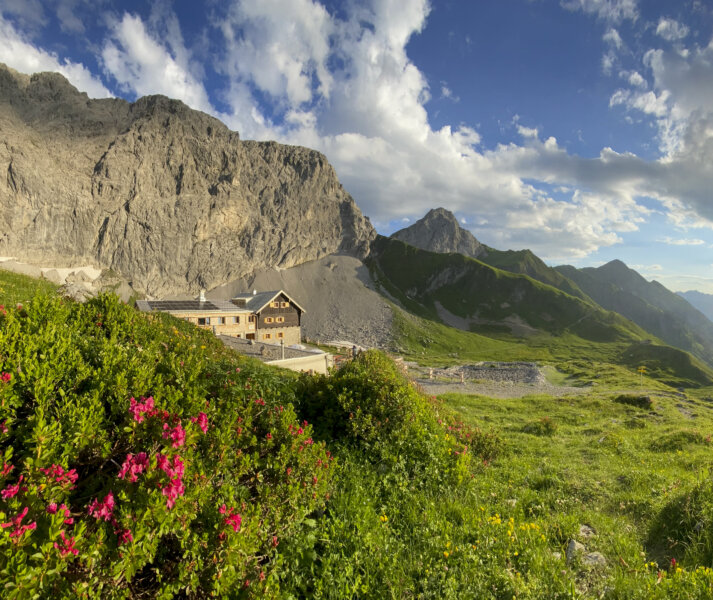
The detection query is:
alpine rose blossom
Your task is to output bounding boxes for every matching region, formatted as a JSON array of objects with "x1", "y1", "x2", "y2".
[
  {"x1": 191, "y1": 412, "x2": 209, "y2": 433},
  {"x1": 88, "y1": 492, "x2": 115, "y2": 521},
  {"x1": 162, "y1": 423, "x2": 186, "y2": 448}
]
